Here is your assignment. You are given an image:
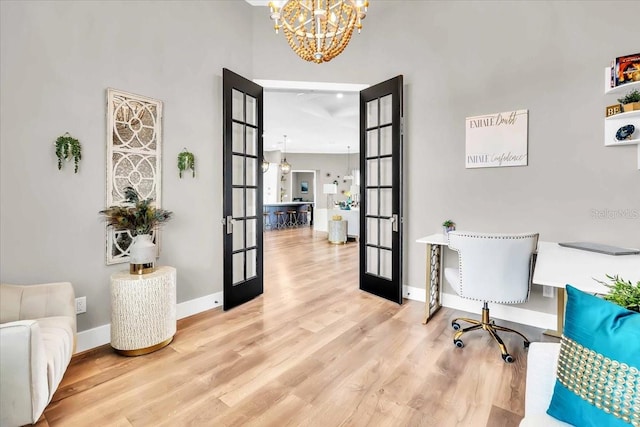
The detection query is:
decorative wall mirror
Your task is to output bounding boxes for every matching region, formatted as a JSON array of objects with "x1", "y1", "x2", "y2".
[{"x1": 105, "y1": 88, "x2": 163, "y2": 265}]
